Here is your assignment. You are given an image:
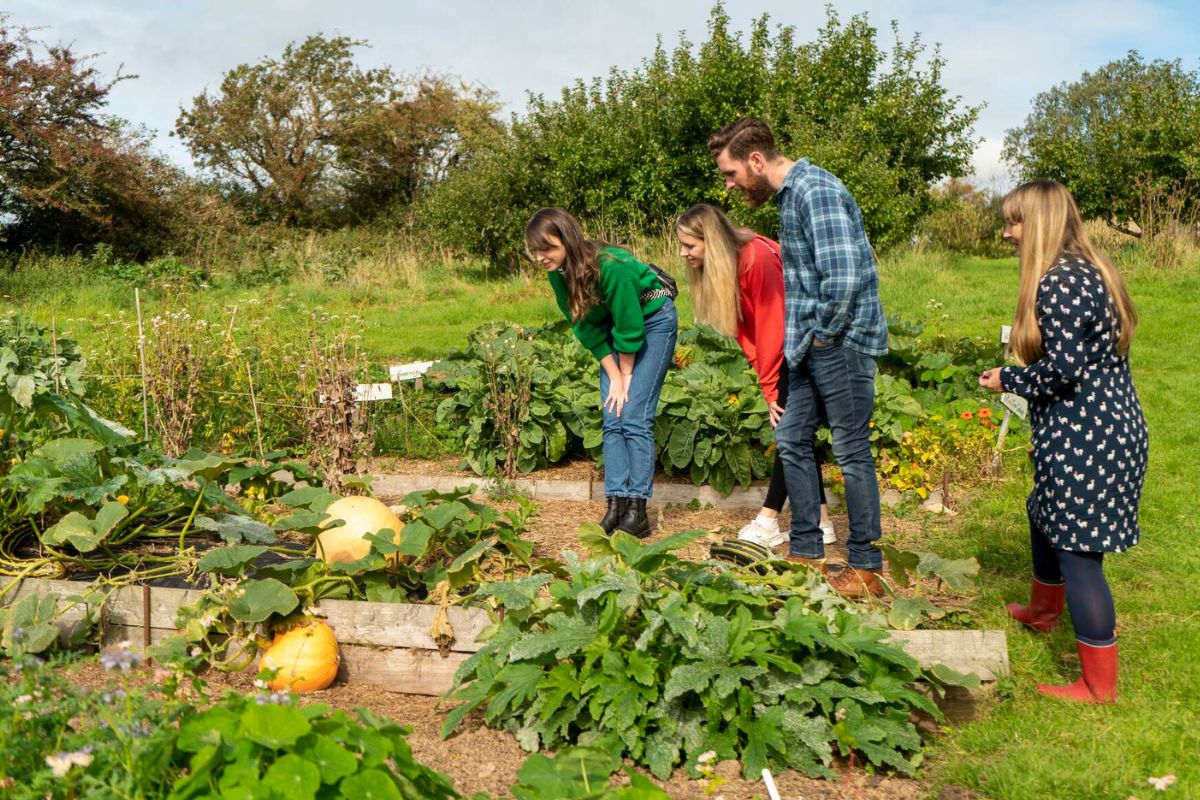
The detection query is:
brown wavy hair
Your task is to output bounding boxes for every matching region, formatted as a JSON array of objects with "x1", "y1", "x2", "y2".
[
  {"x1": 1003, "y1": 181, "x2": 1137, "y2": 365},
  {"x1": 525, "y1": 208, "x2": 600, "y2": 322}
]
